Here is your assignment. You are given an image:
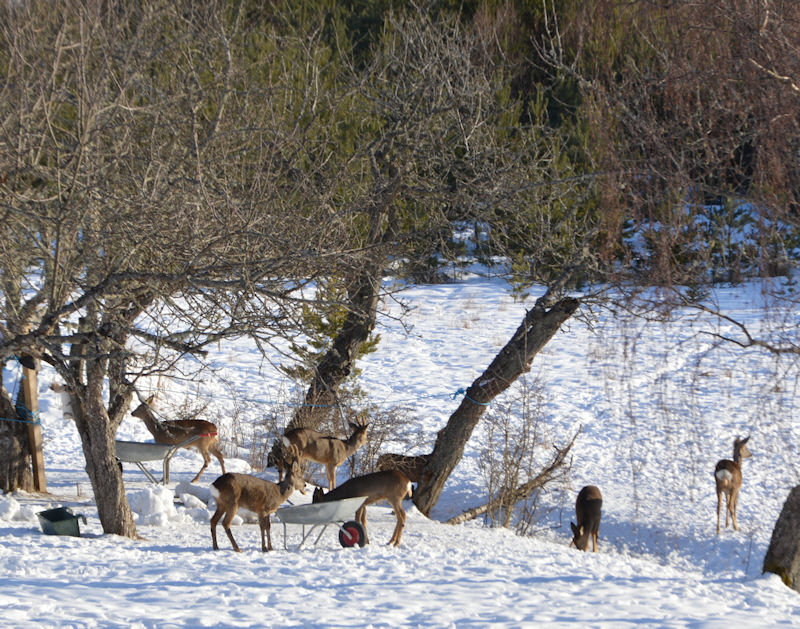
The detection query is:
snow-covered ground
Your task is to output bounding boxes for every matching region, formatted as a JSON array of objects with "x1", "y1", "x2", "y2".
[{"x1": 2, "y1": 275, "x2": 800, "y2": 627}]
